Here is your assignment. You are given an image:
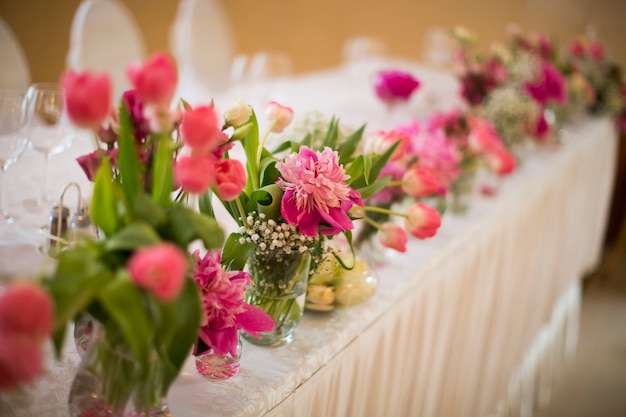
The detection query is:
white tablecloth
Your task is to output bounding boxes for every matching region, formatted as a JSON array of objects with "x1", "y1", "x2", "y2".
[{"x1": 0, "y1": 60, "x2": 617, "y2": 417}]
